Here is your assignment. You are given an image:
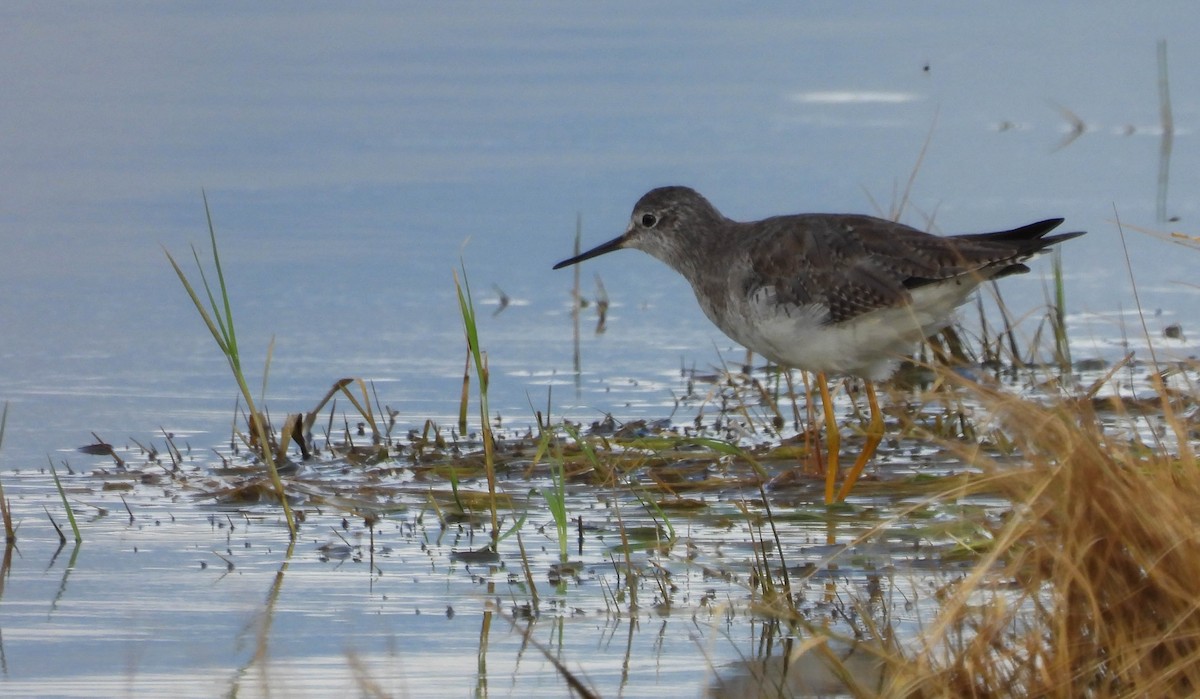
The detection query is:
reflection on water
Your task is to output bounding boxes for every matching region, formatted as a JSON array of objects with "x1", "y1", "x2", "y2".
[
  {"x1": 0, "y1": 427, "x2": 979, "y2": 697},
  {"x1": 2, "y1": 2, "x2": 1200, "y2": 696},
  {"x1": 6, "y1": 352, "x2": 1195, "y2": 696},
  {"x1": 707, "y1": 640, "x2": 888, "y2": 699}
]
